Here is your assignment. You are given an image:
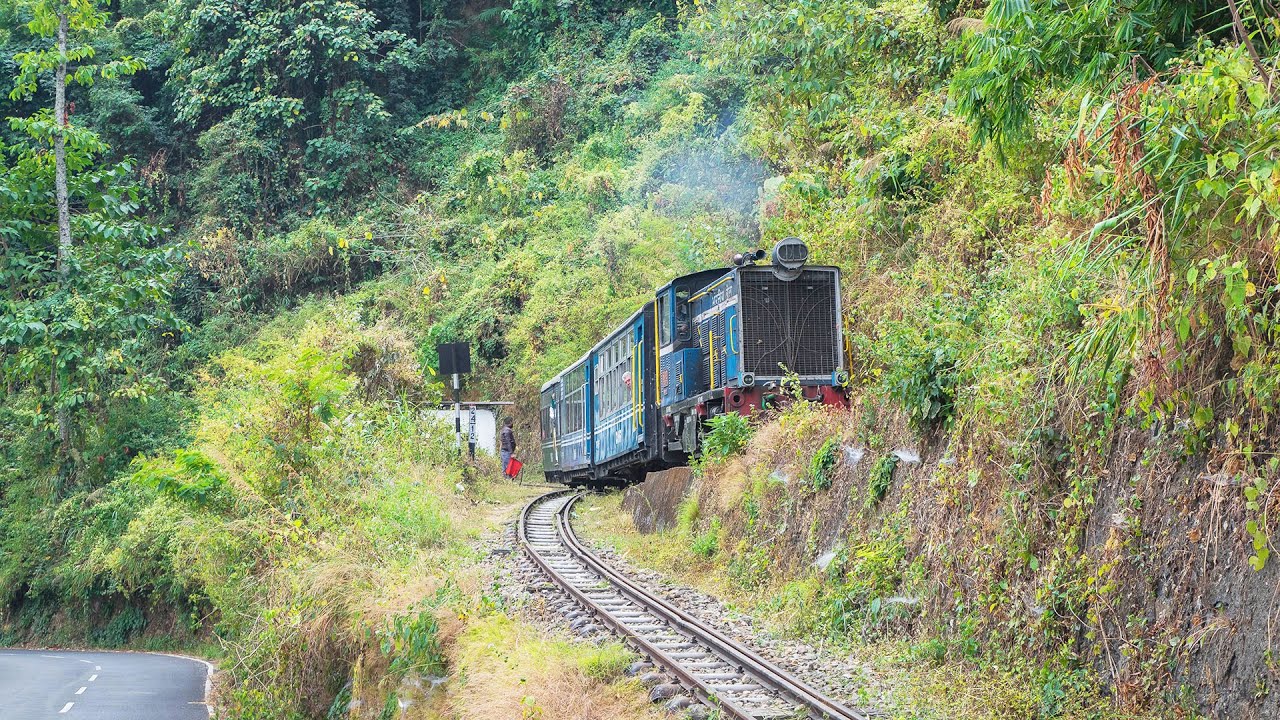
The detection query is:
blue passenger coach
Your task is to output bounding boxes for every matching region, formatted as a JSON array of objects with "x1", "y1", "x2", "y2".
[
  {"x1": 591, "y1": 305, "x2": 653, "y2": 475},
  {"x1": 542, "y1": 354, "x2": 591, "y2": 482}
]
